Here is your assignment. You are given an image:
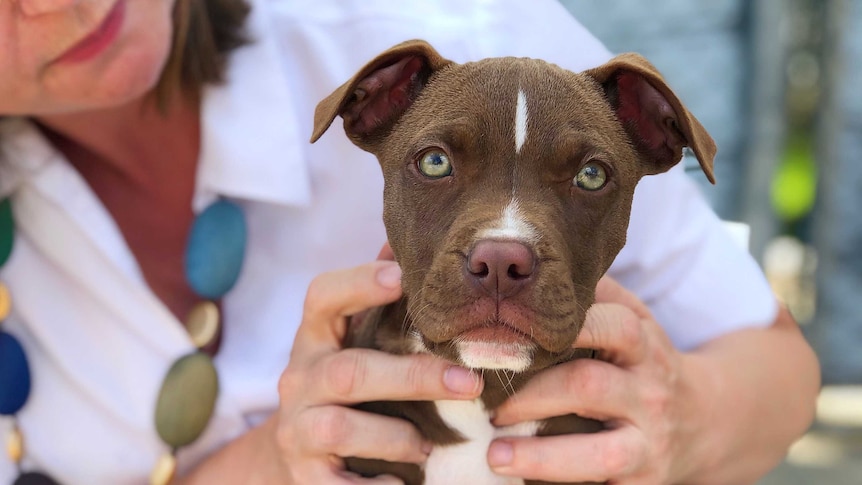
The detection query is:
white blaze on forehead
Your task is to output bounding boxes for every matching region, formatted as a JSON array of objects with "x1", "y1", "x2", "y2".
[
  {"x1": 477, "y1": 199, "x2": 538, "y2": 242},
  {"x1": 515, "y1": 89, "x2": 528, "y2": 154}
]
